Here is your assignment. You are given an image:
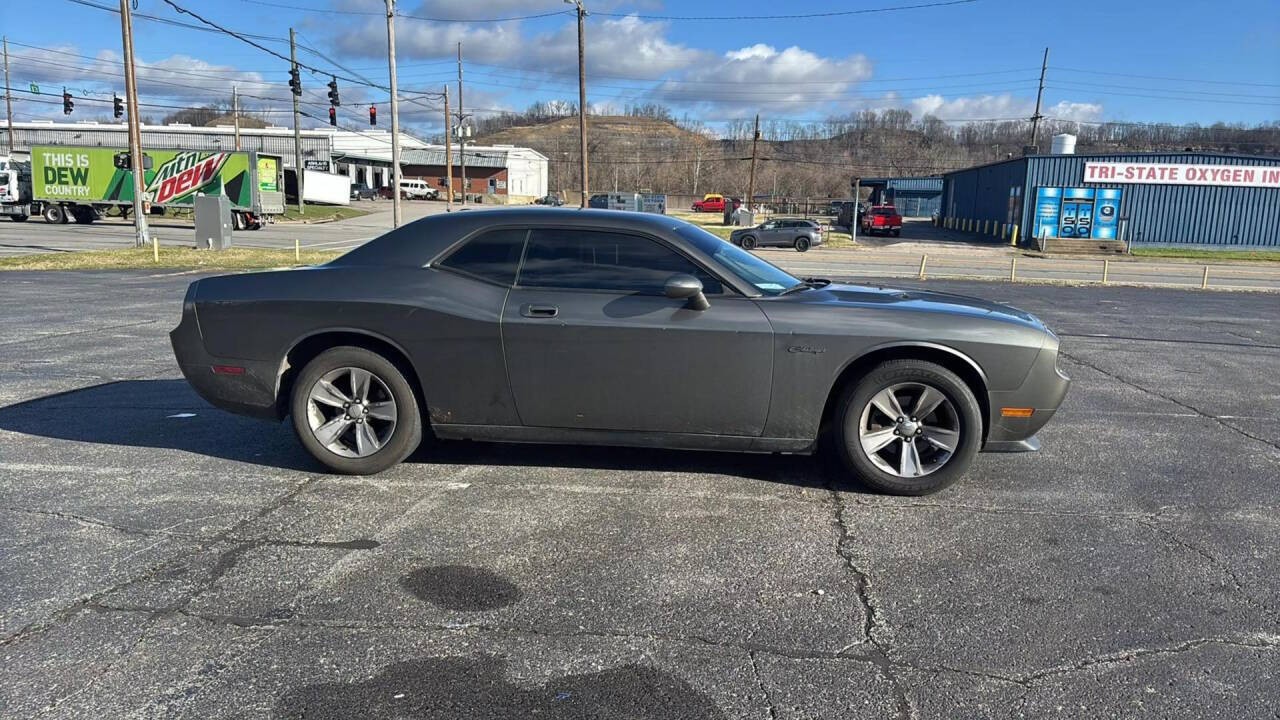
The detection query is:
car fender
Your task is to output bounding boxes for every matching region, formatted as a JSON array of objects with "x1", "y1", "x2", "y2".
[
  {"x1": 276, "y1": 325, "x2": 427, "y2": 412},
  {"x1": 837, "y1": 340, "x2": 990, "y2": 389}
]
